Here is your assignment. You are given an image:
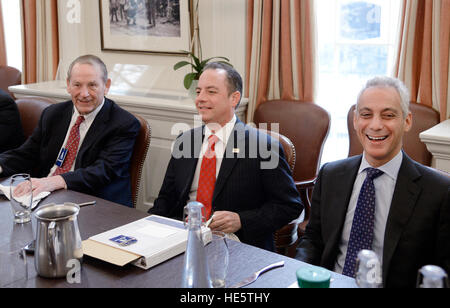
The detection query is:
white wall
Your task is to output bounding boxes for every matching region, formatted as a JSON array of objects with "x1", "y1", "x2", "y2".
[{"x1": 57, "y1": 0, "x2": 247, "y2": 92}]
